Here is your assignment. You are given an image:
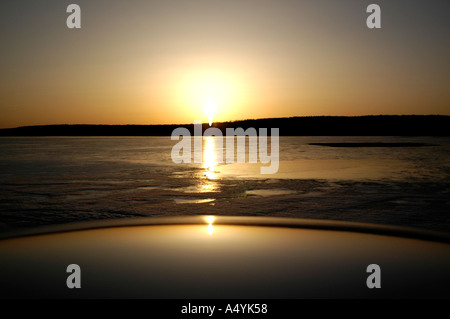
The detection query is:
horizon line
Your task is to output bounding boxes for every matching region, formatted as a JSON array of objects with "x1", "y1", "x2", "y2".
[{"x1": 1, "y1": 114, "x2": 449, "y2": 130}]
